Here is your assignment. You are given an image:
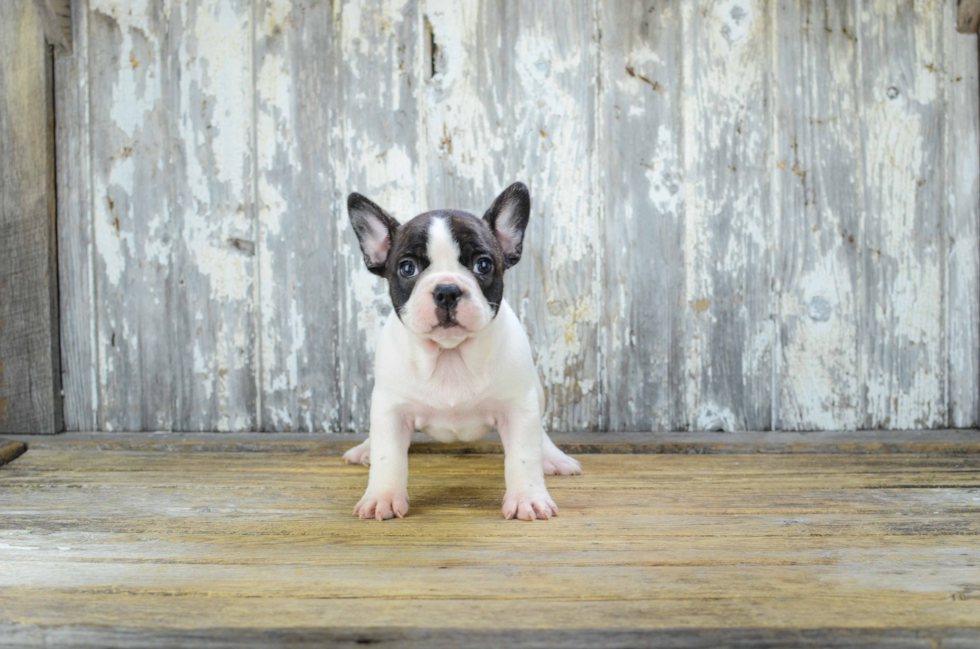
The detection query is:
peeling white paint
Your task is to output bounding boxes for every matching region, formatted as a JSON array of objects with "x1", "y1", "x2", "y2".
[{"x1": 63, "y1": 0, "x2": 979, "y2": 433}]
